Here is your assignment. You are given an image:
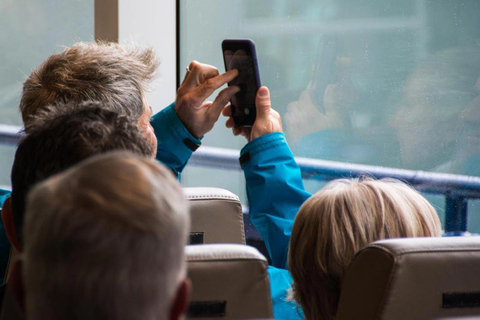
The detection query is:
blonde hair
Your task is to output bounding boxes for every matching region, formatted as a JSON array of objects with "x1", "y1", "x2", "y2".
[
  {"x1": 288, "y1": 177, "x2": 441, "y2": 320},
  {"x1": 23, "y1": 151, "x2": 189, "y2": 320},
  {"x1": 20, "y1": 41, "x2": 159, "y2": 129}
]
